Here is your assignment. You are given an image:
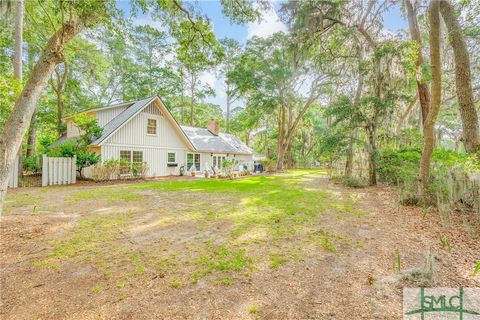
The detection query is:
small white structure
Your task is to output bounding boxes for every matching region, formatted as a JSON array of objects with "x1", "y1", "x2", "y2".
[
  {"x1": 42, "y1": 155, "x2": 76, "y2": 186},
  {"x1": 61, "y1": 96, "x2": 256, "y2": 178}
]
